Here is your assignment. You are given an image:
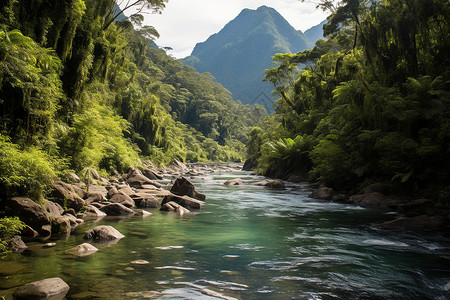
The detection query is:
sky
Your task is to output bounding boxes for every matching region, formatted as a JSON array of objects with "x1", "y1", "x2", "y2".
[{"x1": 136, "y1": 0, "x2": 330, "y2": 58}]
